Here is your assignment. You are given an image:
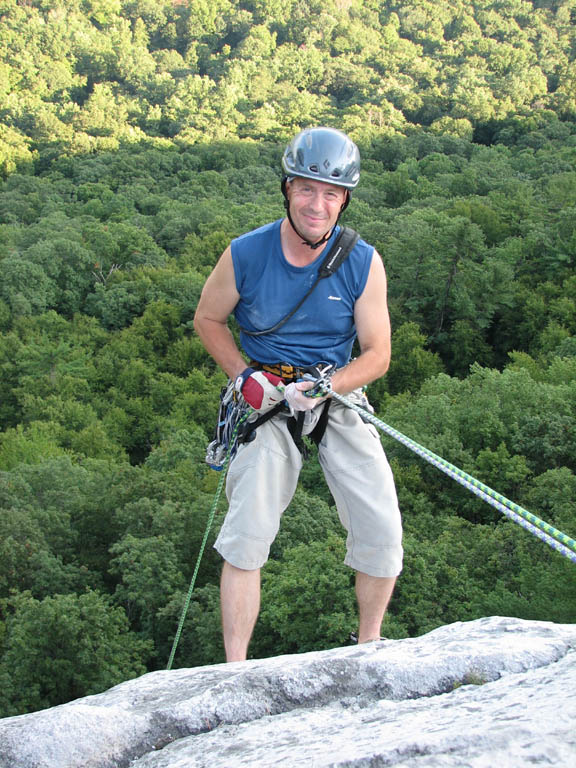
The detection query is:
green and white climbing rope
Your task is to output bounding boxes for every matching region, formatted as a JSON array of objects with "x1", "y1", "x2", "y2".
[{"x1": 331, "y1": 391, "x2": 576, "y2": 564}]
